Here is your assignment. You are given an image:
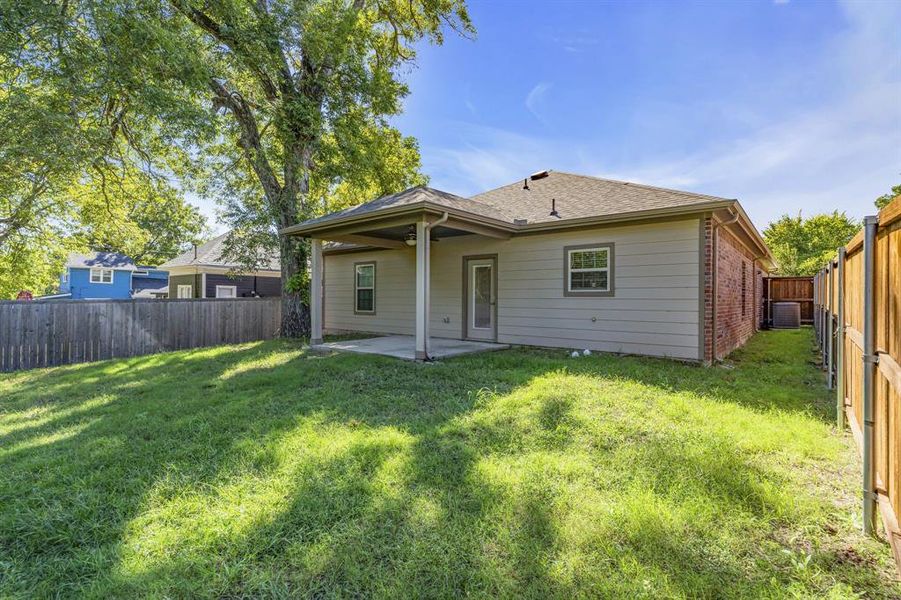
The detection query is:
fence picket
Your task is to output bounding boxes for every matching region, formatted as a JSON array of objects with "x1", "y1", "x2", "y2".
[
  {"x1": 0, "y1": 298, "x2": 282, "y2": 373},
  {"x1": 817, "y1": 195, "x2": 901, "y2": 573}
]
